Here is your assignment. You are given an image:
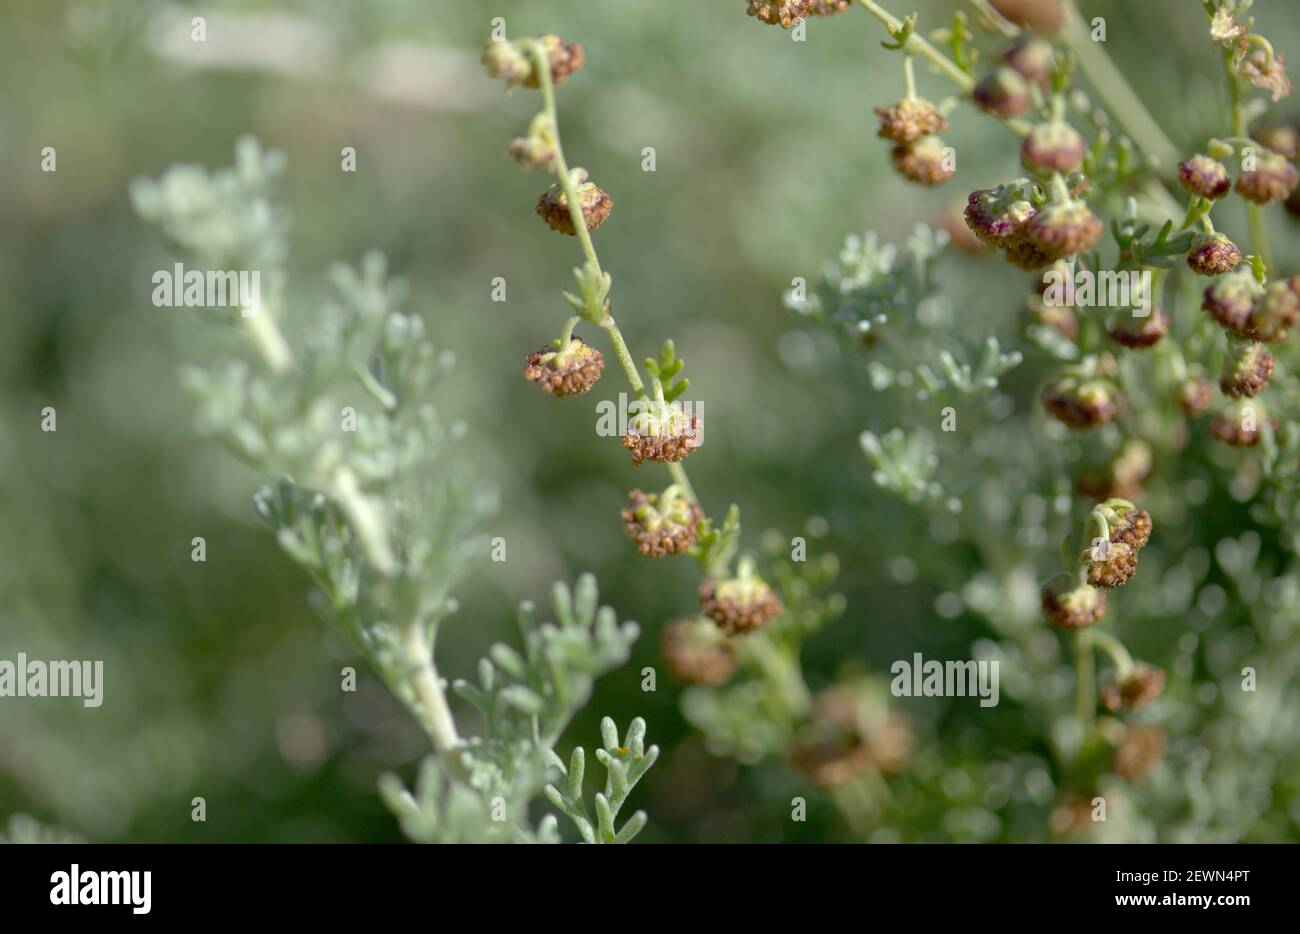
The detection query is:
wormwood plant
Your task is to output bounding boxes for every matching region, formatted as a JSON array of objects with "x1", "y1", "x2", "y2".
[
  {"x1": 132, "y1": 139, "x2": 657, "y2": 843},
  {"x1": 761, "y1": 0, "x2": 1300, "y2": 838}
]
